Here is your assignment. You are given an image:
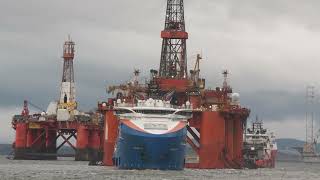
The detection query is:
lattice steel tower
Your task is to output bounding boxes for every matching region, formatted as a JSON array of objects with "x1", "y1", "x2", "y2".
[
  {"x1": 59, "y1": 36, "x2": 76, "y2": 106},
  {"x1": 304, "y1": 85, "x2": 316, "y2": 154},
  {"x1": 159, "y1": 0, "x2": 188, "y2": 79}
]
